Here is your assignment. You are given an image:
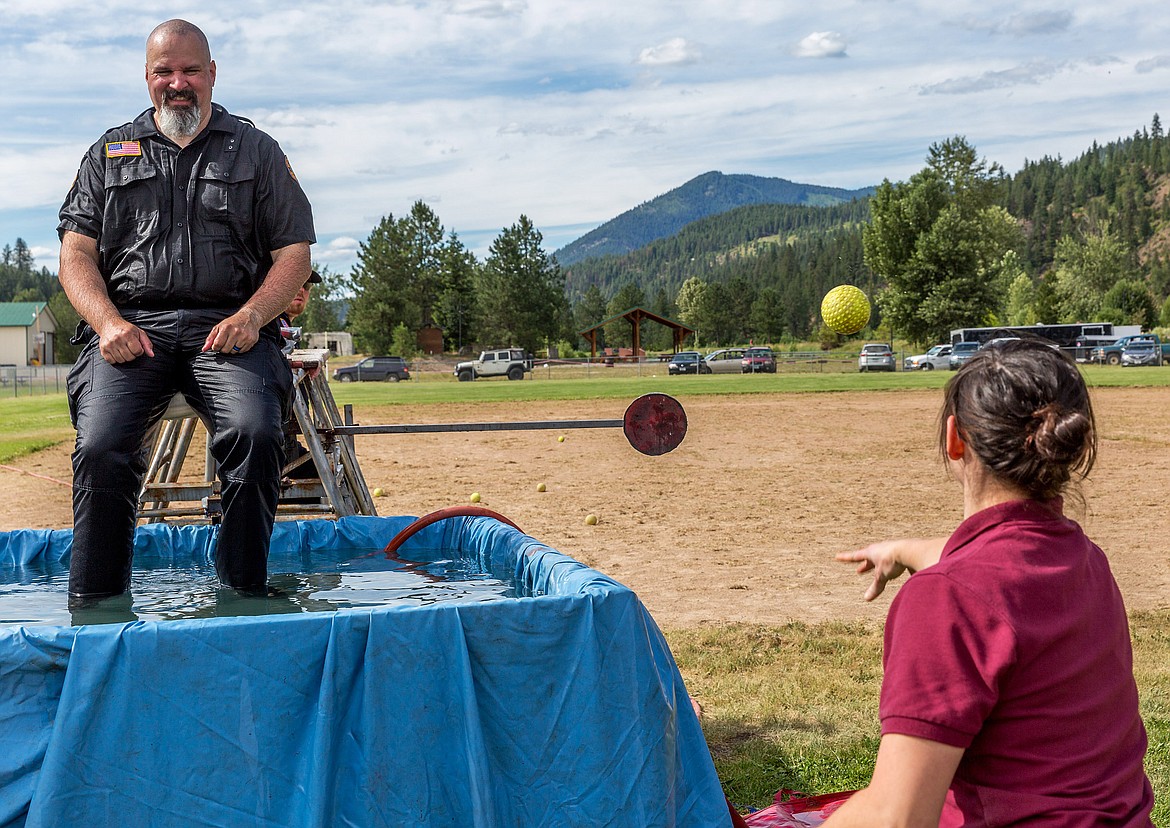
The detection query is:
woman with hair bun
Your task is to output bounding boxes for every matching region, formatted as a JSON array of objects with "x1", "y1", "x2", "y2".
[{"x1": 825, "y1": 339, "x2": 1154, "y2": 827}]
